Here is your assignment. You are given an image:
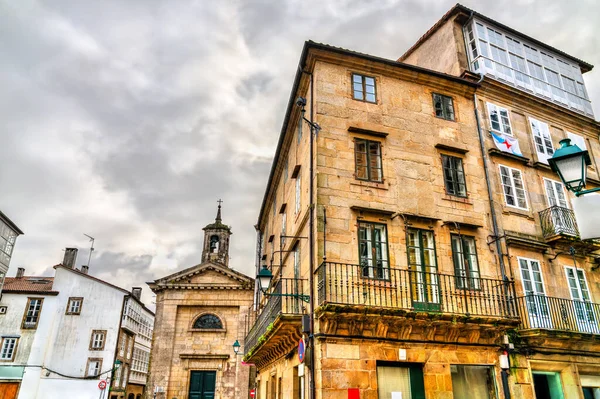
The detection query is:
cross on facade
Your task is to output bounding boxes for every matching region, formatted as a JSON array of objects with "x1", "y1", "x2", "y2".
[{"x1": 217, "y1": 199, "x2": 223, "y2": 206}]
